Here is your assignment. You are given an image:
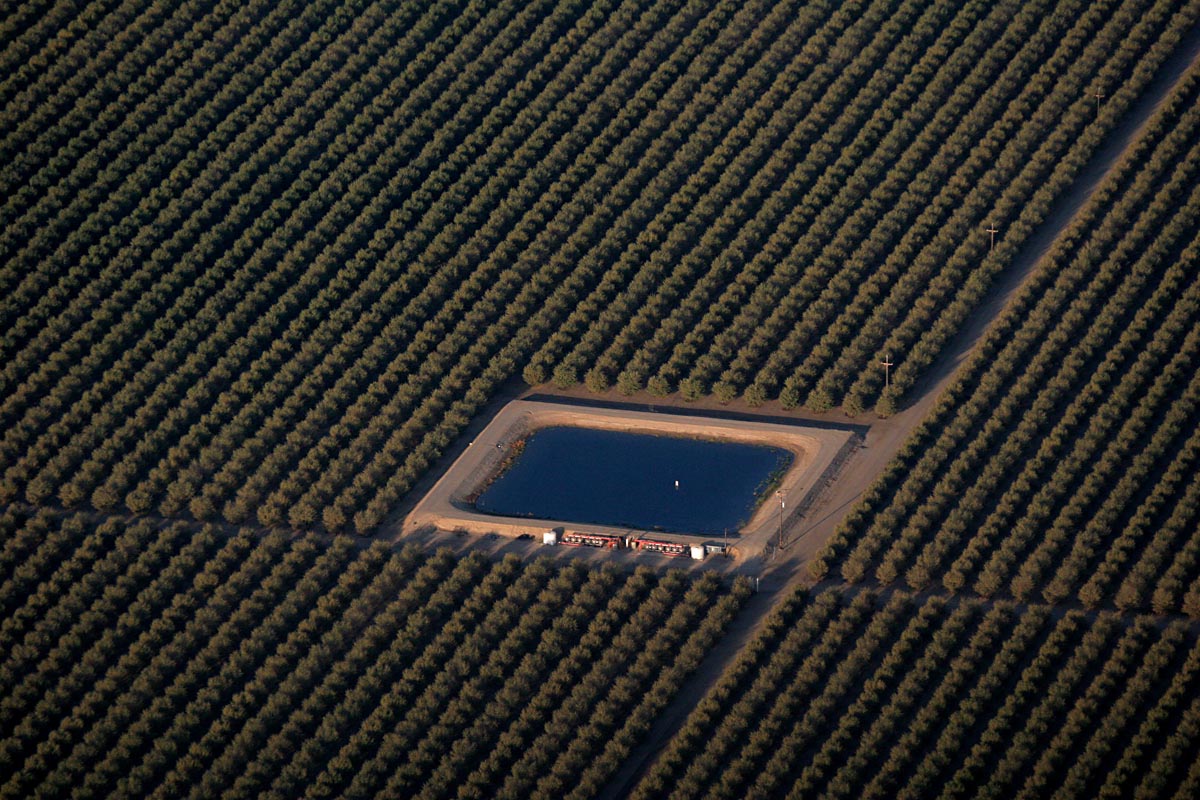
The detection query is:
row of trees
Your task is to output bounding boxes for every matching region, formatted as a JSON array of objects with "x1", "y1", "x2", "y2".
[
  {"x1": 817, "y1": 62, "x2": 1200, "y2": 613},
  {"x1": 636, "y1": 589, "x2": 1200, "y2": 799},
  {"x1": 0, "y1": 510, "x2": 748, "y2": 798}
]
